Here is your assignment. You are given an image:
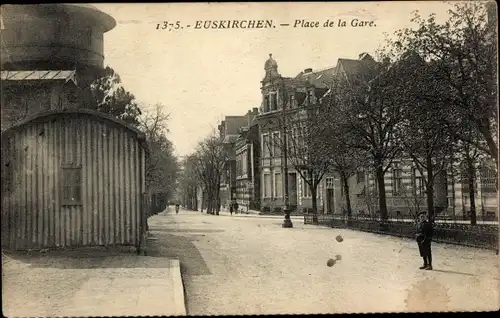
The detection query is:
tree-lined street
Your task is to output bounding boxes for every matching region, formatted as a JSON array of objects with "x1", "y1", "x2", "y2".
[{"x1": 147, "y1": 207, "x2": 498, "y2": 315}]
